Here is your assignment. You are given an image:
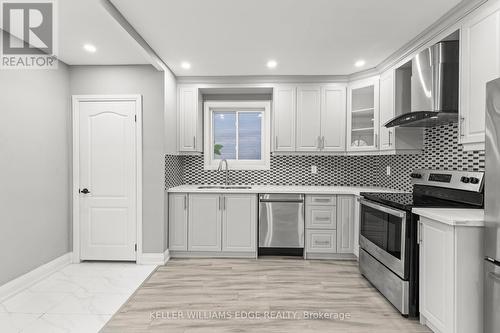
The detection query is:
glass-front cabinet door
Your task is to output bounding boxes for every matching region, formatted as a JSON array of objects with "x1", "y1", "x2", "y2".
[{"x1": 347, "y1": 77, "x2": 380, "y2": 152}]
